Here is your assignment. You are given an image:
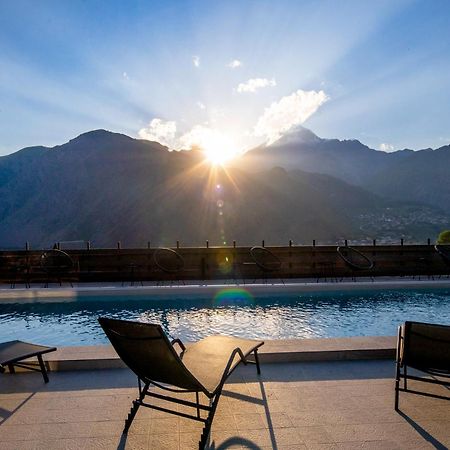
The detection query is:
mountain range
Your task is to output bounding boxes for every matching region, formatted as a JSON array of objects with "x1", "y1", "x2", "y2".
[
  {"x1": 0, "y1": 128, "x2": 448, "y2": 248},
  {"x1": 240, "y1": 126, "x2": 450, "y2": 209}
]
